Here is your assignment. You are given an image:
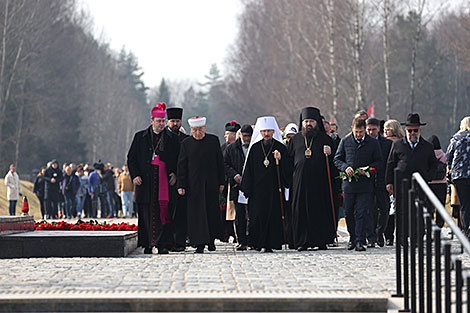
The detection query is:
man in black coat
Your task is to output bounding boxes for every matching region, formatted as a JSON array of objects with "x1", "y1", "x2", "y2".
[
  {"x1": 334, "y1": 117, "x2": 382, "y2": 251},
  {"x1": 385, "y1": 113, "x2": 438, "y2": 241},
  {"x1": 127, "y1": 103, "x2": 180, "y2": 255},
  {"x1": 165, "y1": 107, "x2": 189, "y2": 252},
  {"x1": 385, "y1": 113, "x2": 438, "y2": 193},
  {"x1": 177, "y1": 116, "x2": 225, "y2": 253},
  {"x1": 366, "y1": 118, "x2": 393, "y2": 247},
  {"x1": 43, "y1": 160, "x2": 63, "y2": 219},
  {"x1": 224, "y1": 124, "x2": 253, "y2": 250}
]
